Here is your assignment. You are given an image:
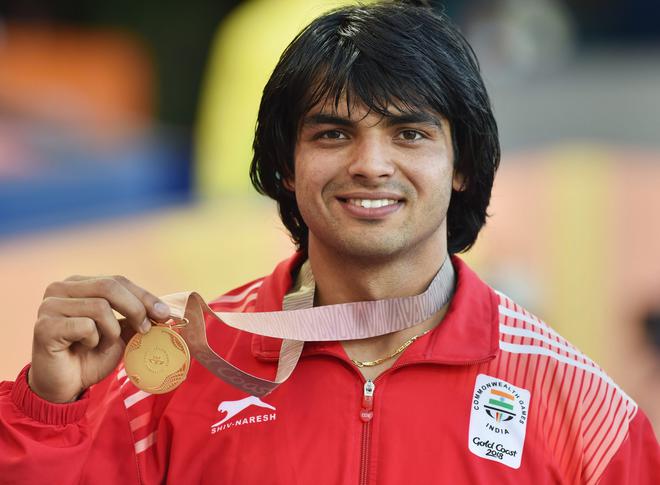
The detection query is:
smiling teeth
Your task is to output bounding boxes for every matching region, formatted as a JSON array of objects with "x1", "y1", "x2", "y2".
[{"x1": 348, "y1": 199, "x2": 398, "y2": 209}]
